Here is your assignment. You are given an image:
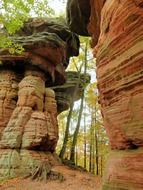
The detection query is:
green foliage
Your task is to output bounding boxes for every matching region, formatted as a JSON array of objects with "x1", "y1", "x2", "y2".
[
  {"x1": 58, "y1": 36, "x2": 109, "y2": 175},
  {"x1": 0, "y1": 0, "x2": 54, "y2": 50},
  {"x1": 0, "y1": 34, "x2": 24, "y2": 54},
  {"x1": 0, "y1": 0, "x2": 53, "y2": 34}
]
